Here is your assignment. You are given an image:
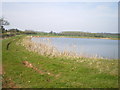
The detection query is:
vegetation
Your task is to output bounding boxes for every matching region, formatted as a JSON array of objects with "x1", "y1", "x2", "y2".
[
  {"x1": 0, "y1": 18, "x2": 37, "y2": 38},
  {"x1": 1, "y1": 27, "x2": 120, "y2": 40},
  {"x1": 59, "y1": 31, "x2": 120, "y2": 39},
  {"x1": 22, "y1": 36, "x2": 82, "y2": 59},
  {"x1": 2, "y1": 35, "x2": 118, "y2": 88},
  {"x1": 26, "y1": 31, "x2": 120, "y2": 40},
  {"x1": 1, "y1": 26, "x2": 120, "y2": 40}
]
